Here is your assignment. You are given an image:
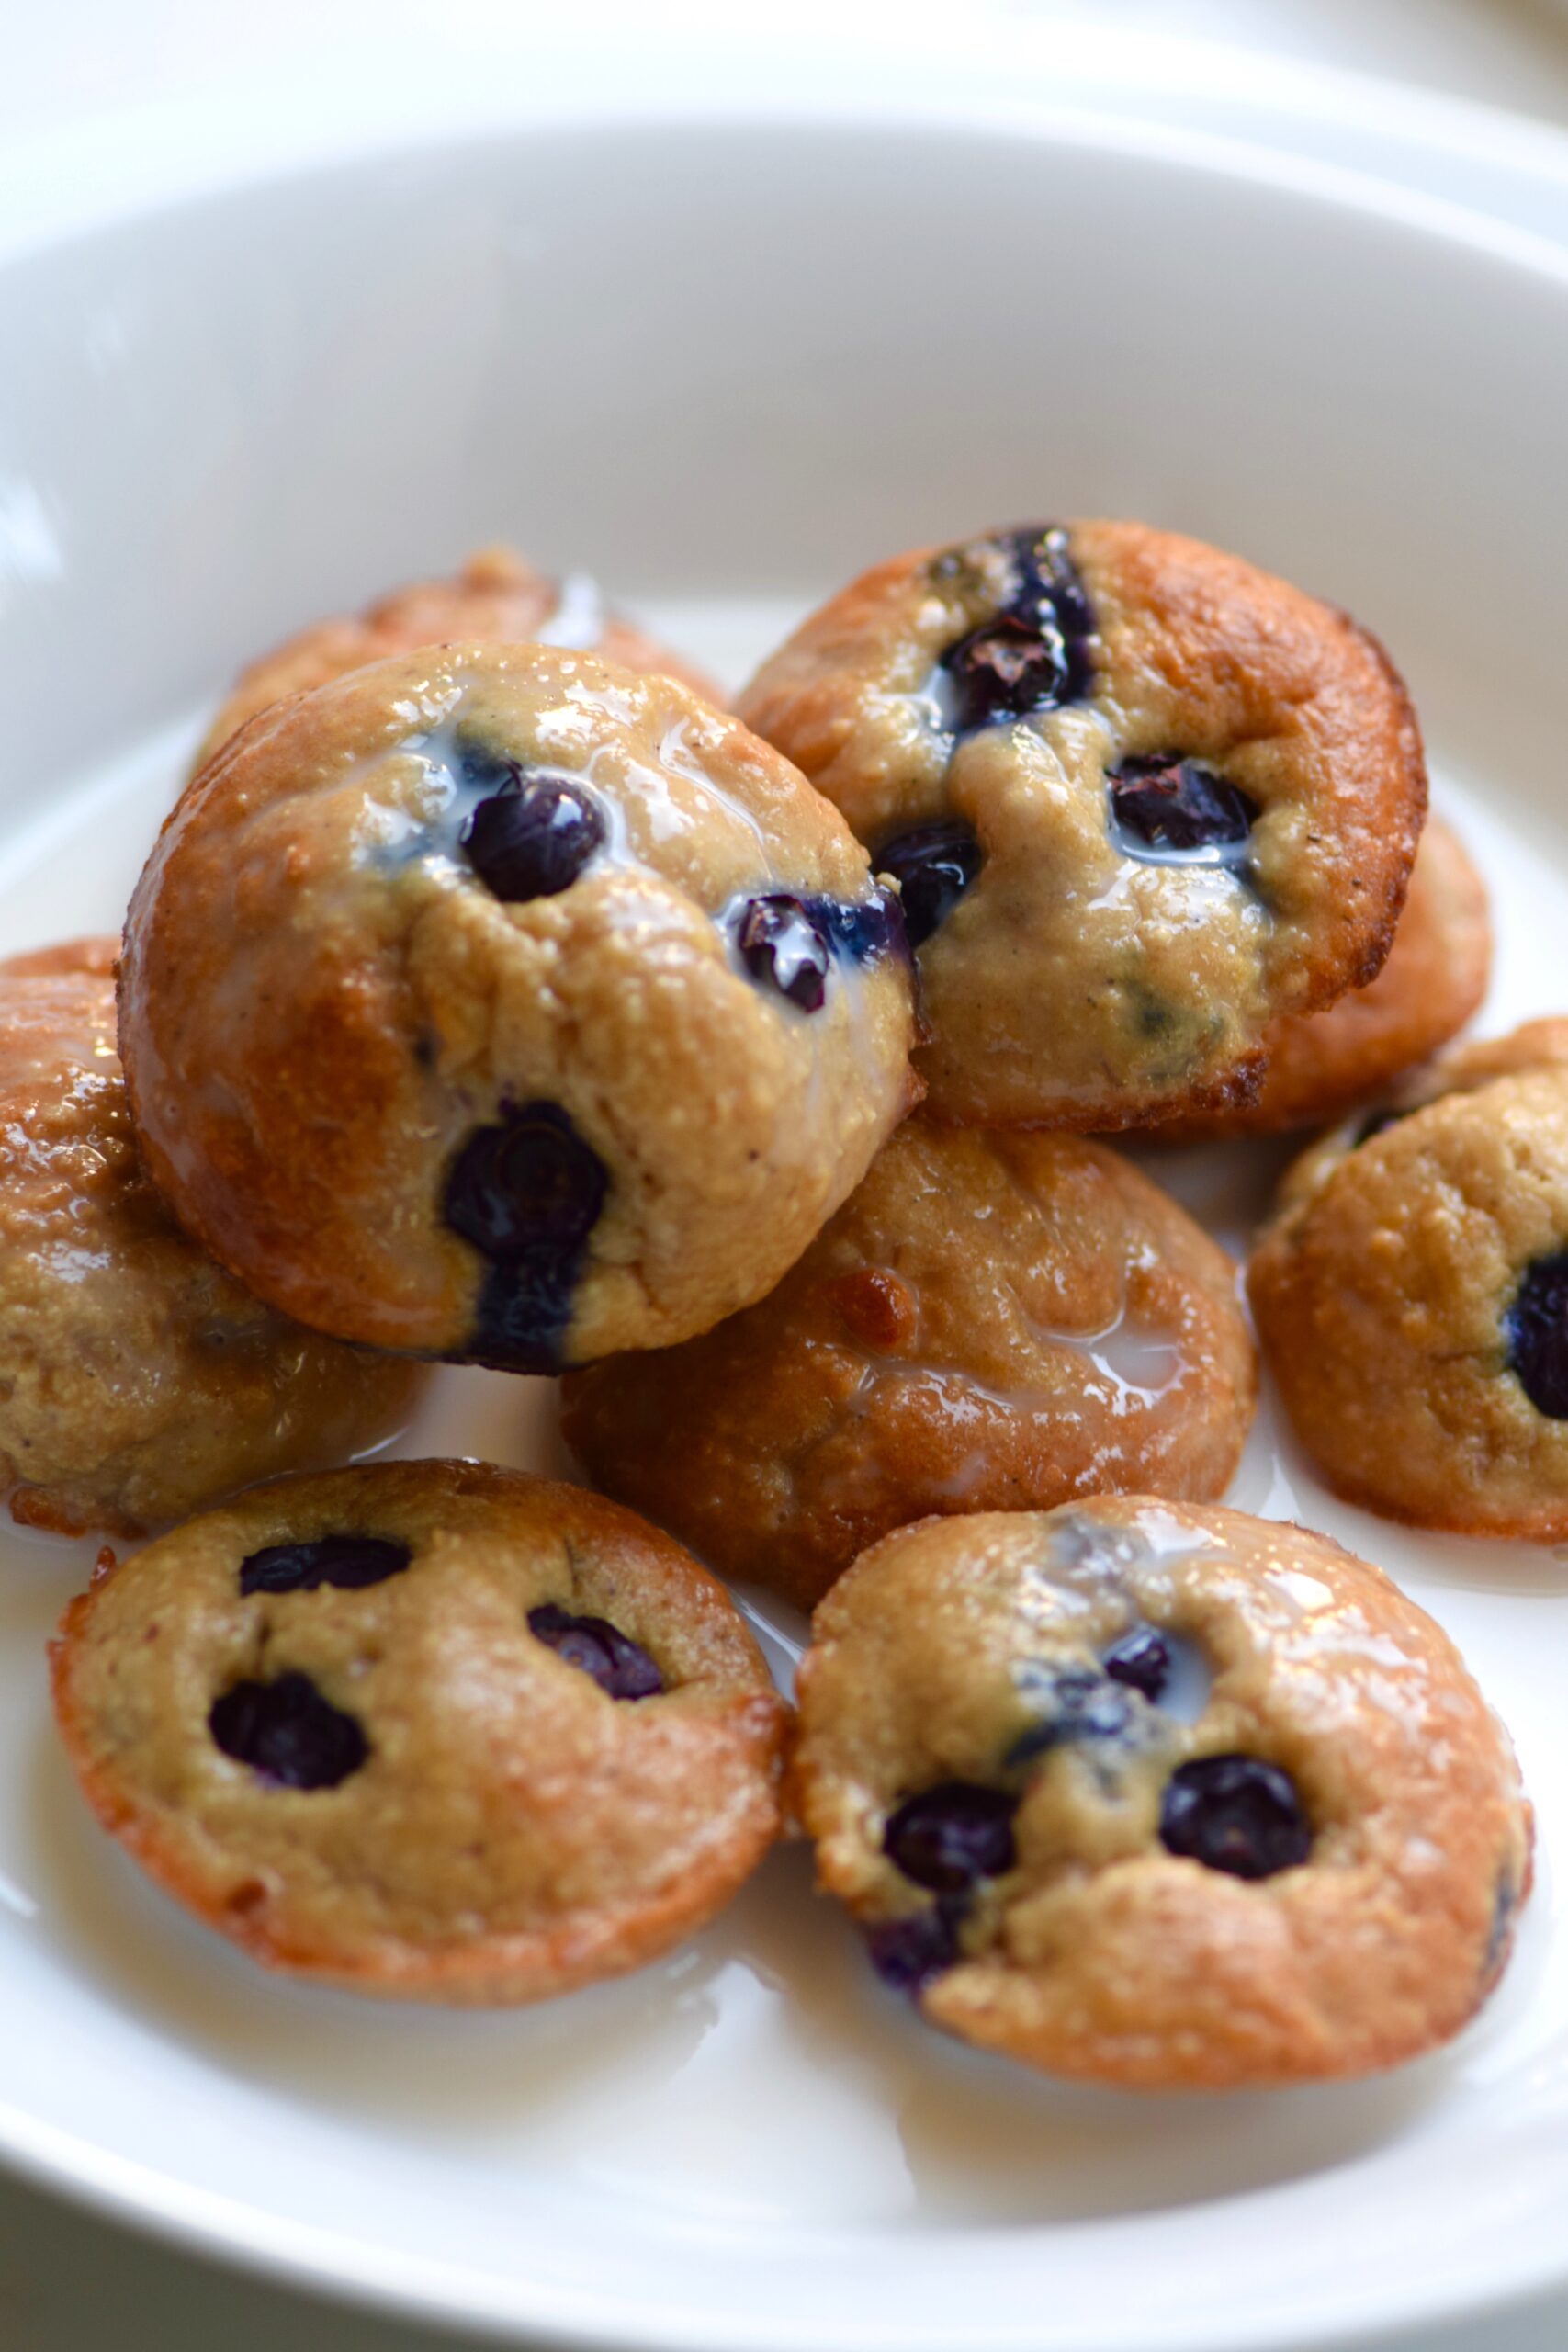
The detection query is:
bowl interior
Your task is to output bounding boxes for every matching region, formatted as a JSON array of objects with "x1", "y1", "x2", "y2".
[{"x1": 3, "y1": 111, "x2": 1568, "y2": 2352}]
